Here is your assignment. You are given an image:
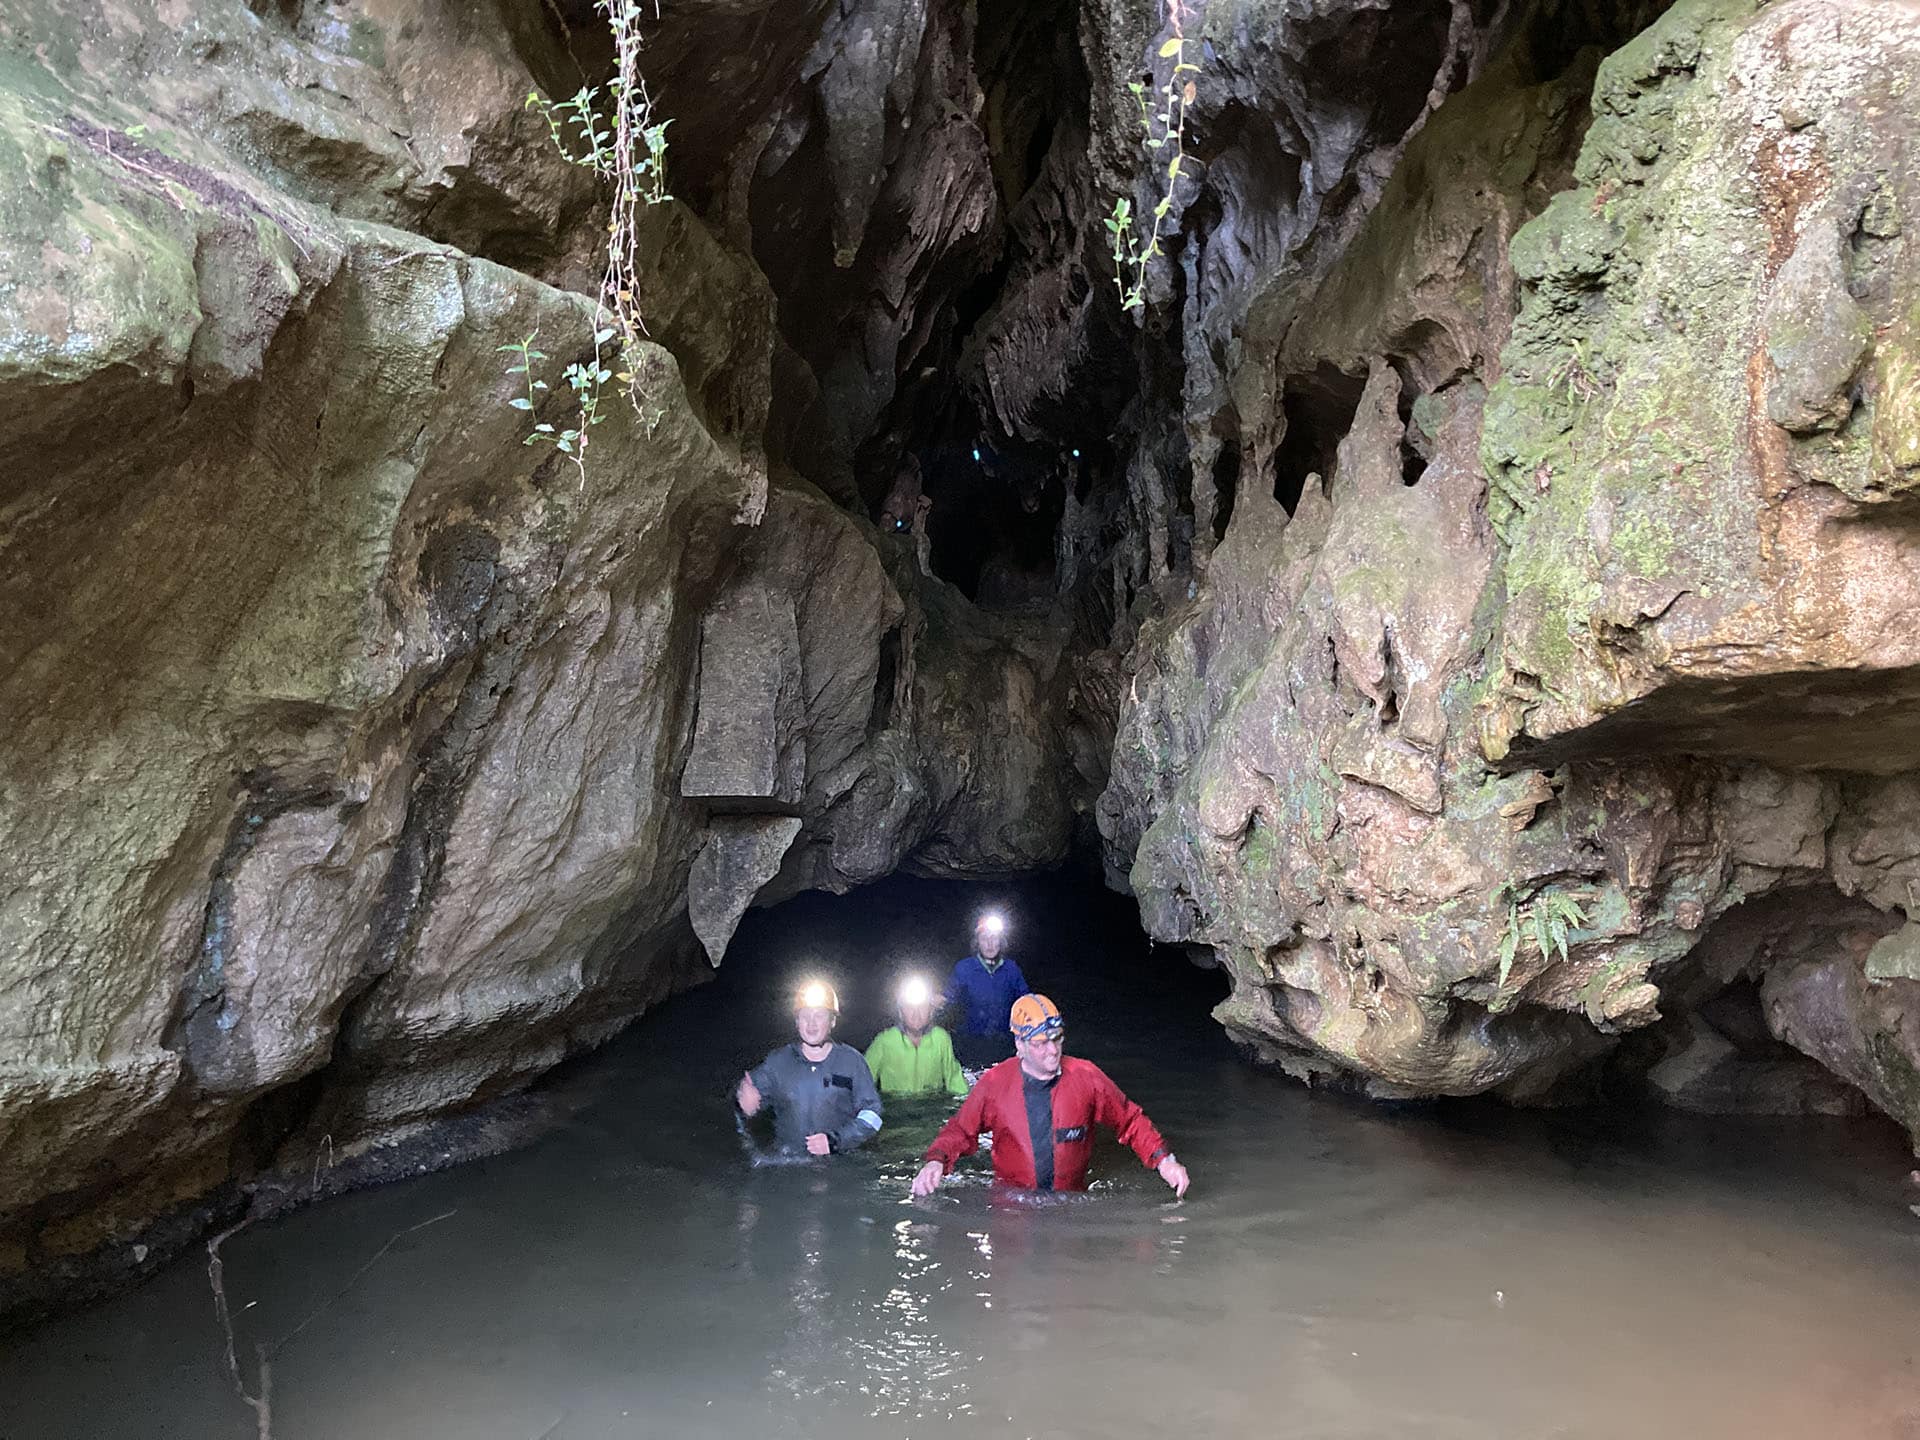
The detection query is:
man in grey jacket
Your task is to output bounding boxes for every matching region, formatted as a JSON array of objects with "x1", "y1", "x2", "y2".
[{"x1": 736, "y1": 981, "x2": 884, "y2": 1155}]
